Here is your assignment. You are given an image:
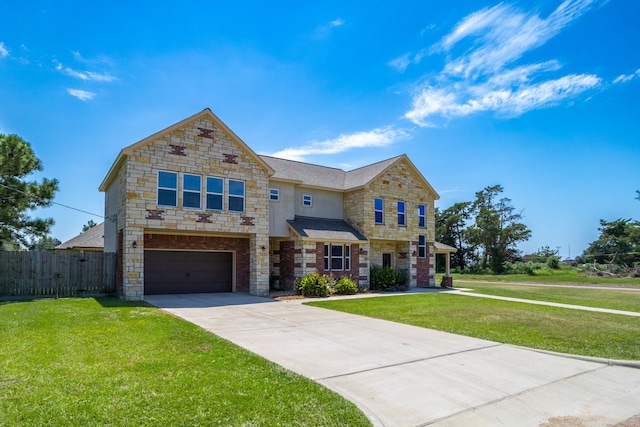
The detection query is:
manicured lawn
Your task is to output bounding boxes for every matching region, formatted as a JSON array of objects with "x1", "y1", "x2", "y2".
[
  {"x1": 0, "y1": 298, "x2": 371, "y2": 427},
  {"x1": 456, "y1": 281, "x2": 640, "y2": 312},
  {"x1": 307, "y1": 293, "x2": 640, "y2": 360},
  {"x1": 445, "y1": 269, "x2": 640, "y2": 287}
]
